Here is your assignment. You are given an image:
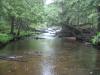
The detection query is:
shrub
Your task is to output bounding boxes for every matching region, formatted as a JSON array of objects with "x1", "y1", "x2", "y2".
[
  {"x1": 0, "y1": 34, "x2": 13, "y2": 43},
  {"x1": 91, "y1": 32, "x2": 100, "y2": 45}
]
